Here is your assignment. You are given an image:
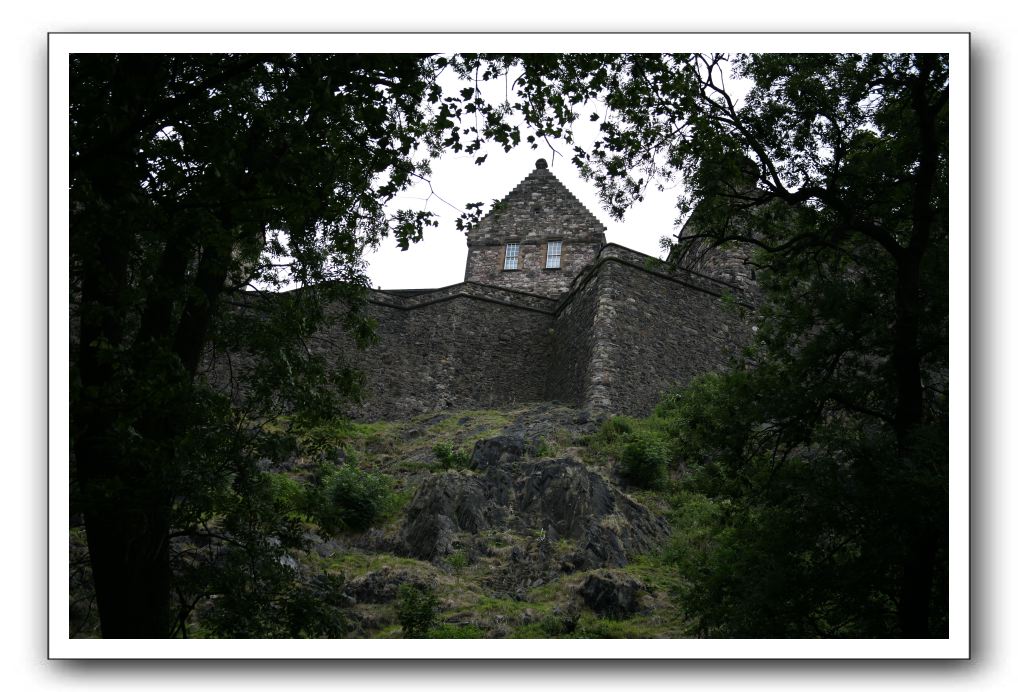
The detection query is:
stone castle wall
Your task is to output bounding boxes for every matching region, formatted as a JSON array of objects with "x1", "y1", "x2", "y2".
[
  {"x1": 309, "y1": 243, "x2": 754, "y2": 420},
  {"x1": 318, "y1": 283, "x2": 556, "y2": 420},
  {"x1": 546, "y1": 264, "x2": 602, "y2": 408},
  {"x1": 584, "y1": 247, "x2": 754, "y2": 416}
]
